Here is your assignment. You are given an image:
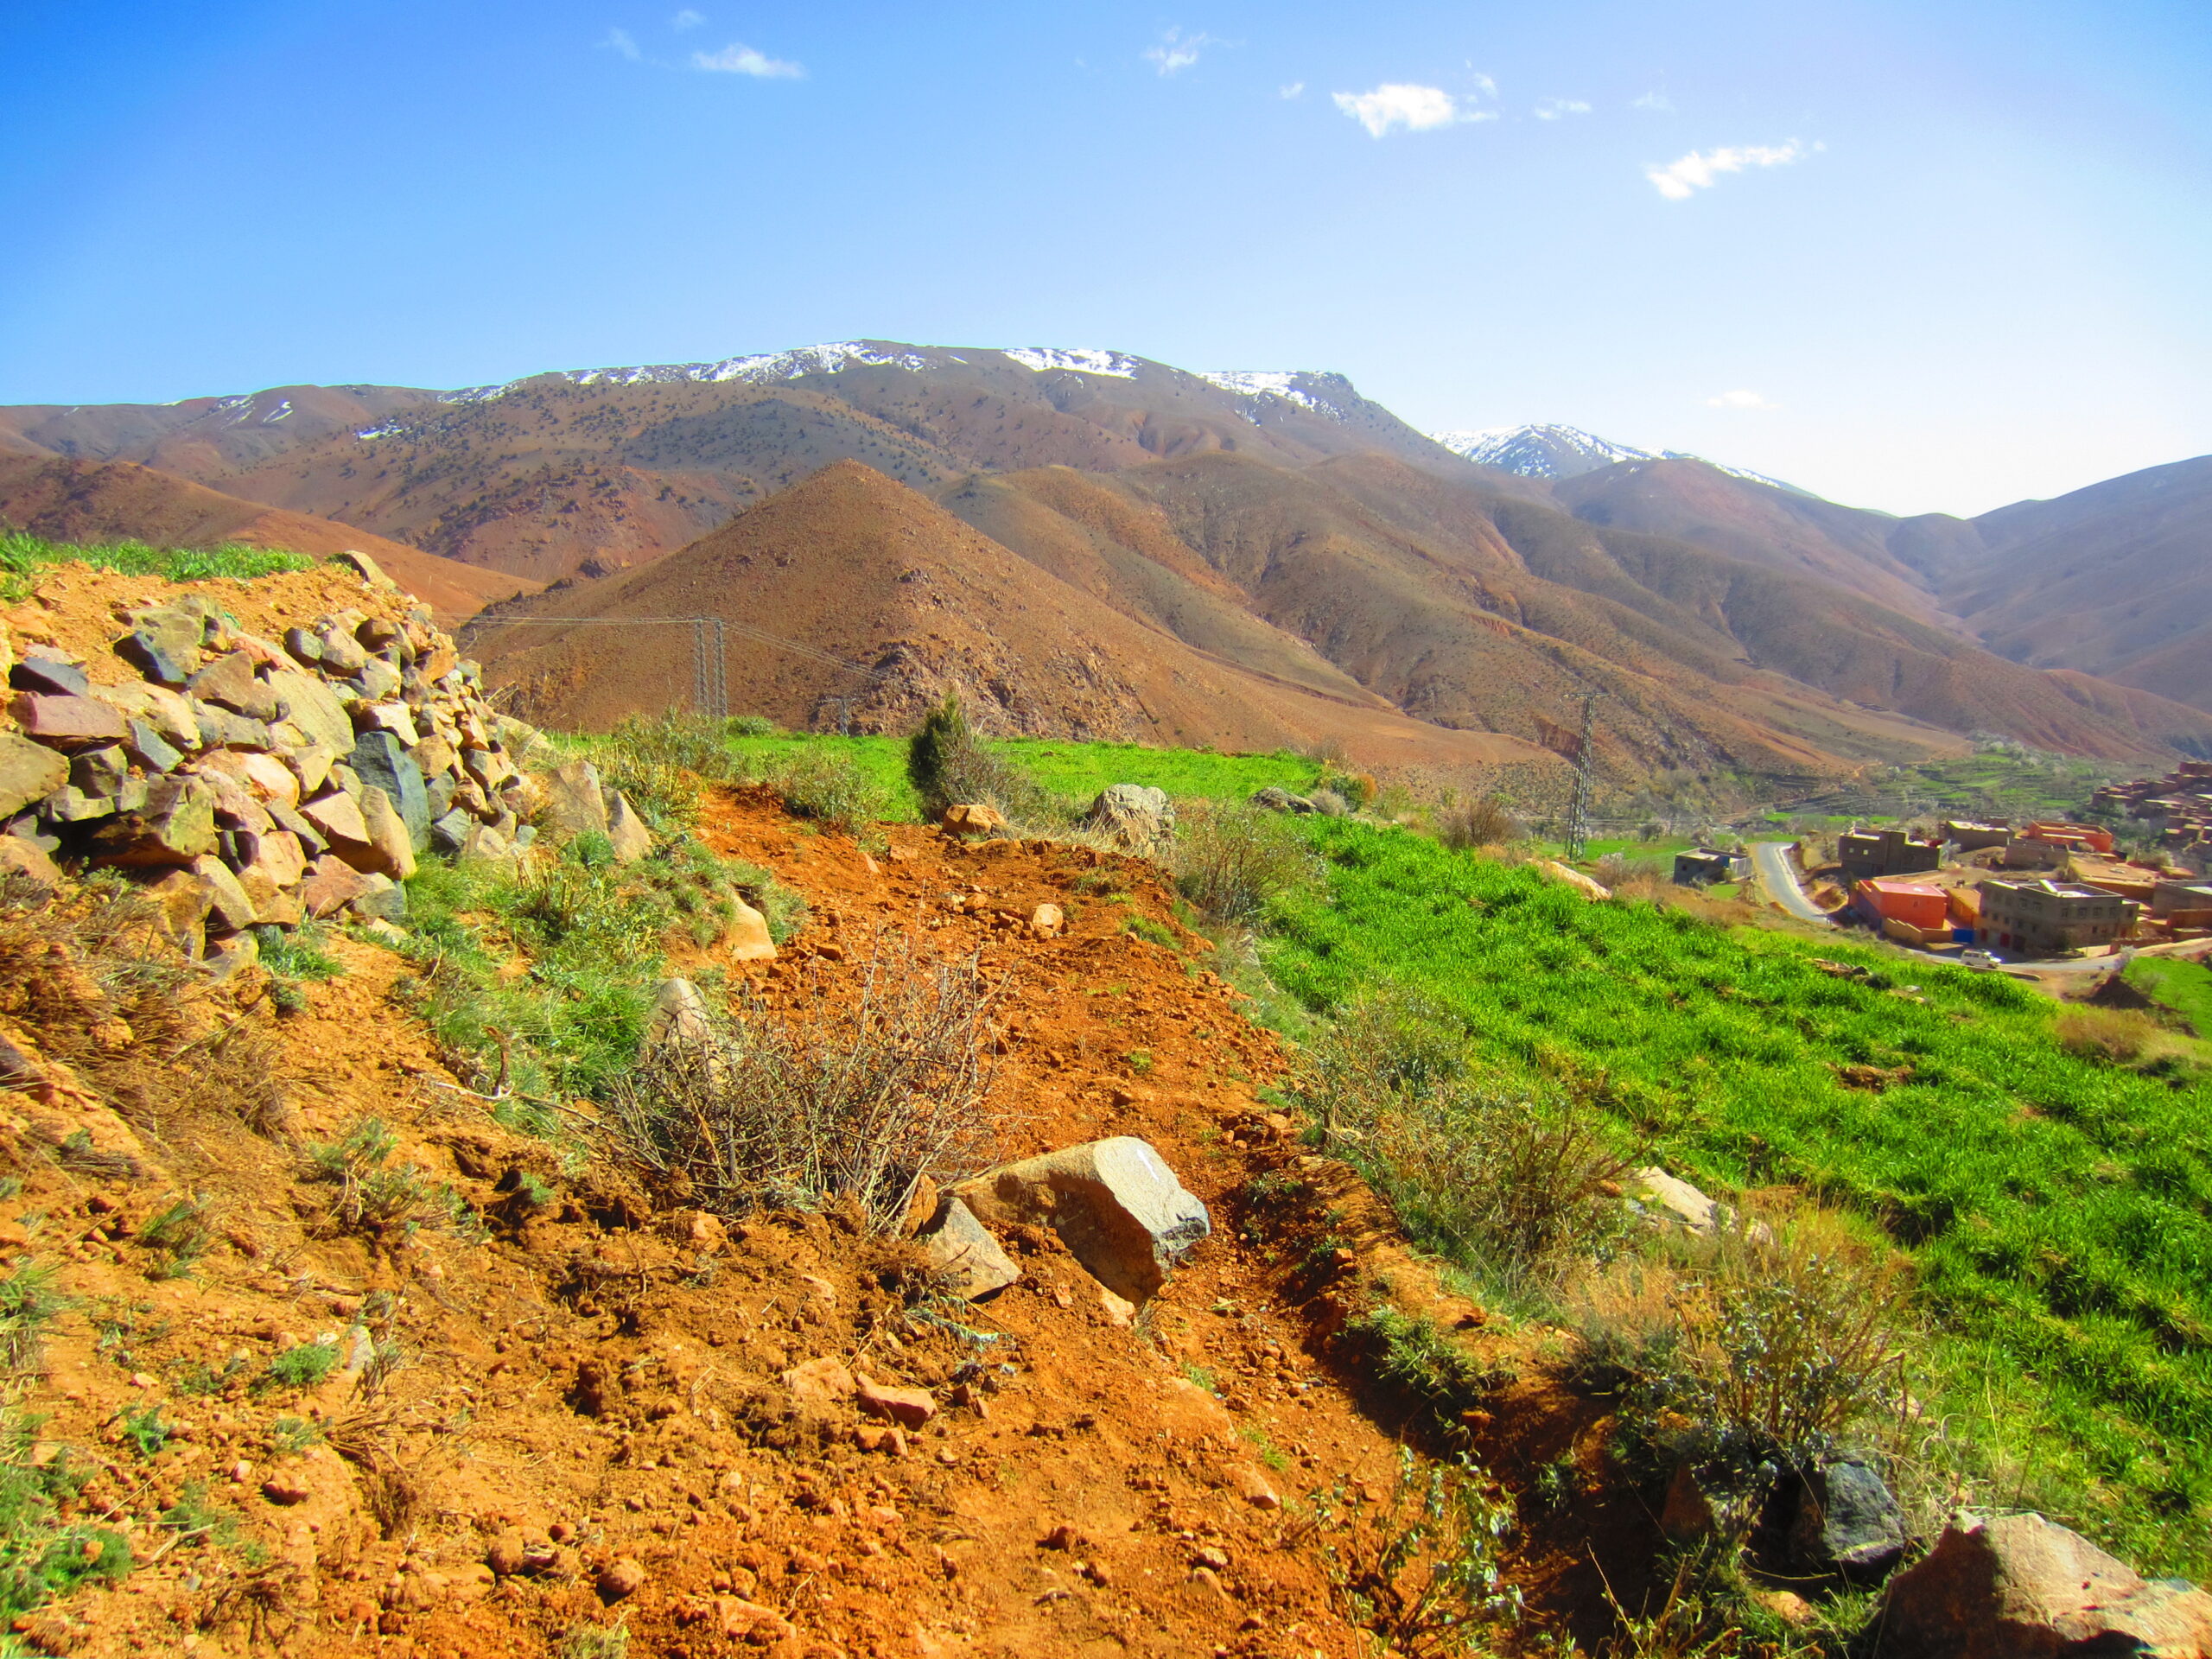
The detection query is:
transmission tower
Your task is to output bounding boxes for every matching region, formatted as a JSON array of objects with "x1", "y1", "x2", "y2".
[{"x1": 1565, "y1": 690, "x2": 1599, "y2": 862}]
